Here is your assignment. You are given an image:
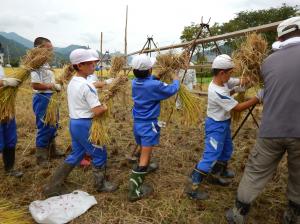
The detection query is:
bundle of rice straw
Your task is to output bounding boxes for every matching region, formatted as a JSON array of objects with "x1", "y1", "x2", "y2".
[
  {"x1": 109, "y1": 56, "x2": 126, "y2": 77},
  {"x1": 232, "y1": 33, "x2": 268, "y2": 87},
  {"x1": 89, "y1": 57, "x2": 127, "y2": 145},
  {"x1": 44, "y1": 64, "x2": 75, "y2": 126},
  {"x1": 0, "y1": 48, "x2": 53, "y2": 121},
  {"x1": 231, "y1": 33, "x2": 268, "y2": 123},
  {"x1": 154, "y1": 51, "x2": 201, "y2": 125},
  {"x1": 0, "y1": 199, "x2": 31, "y2": 224}
]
